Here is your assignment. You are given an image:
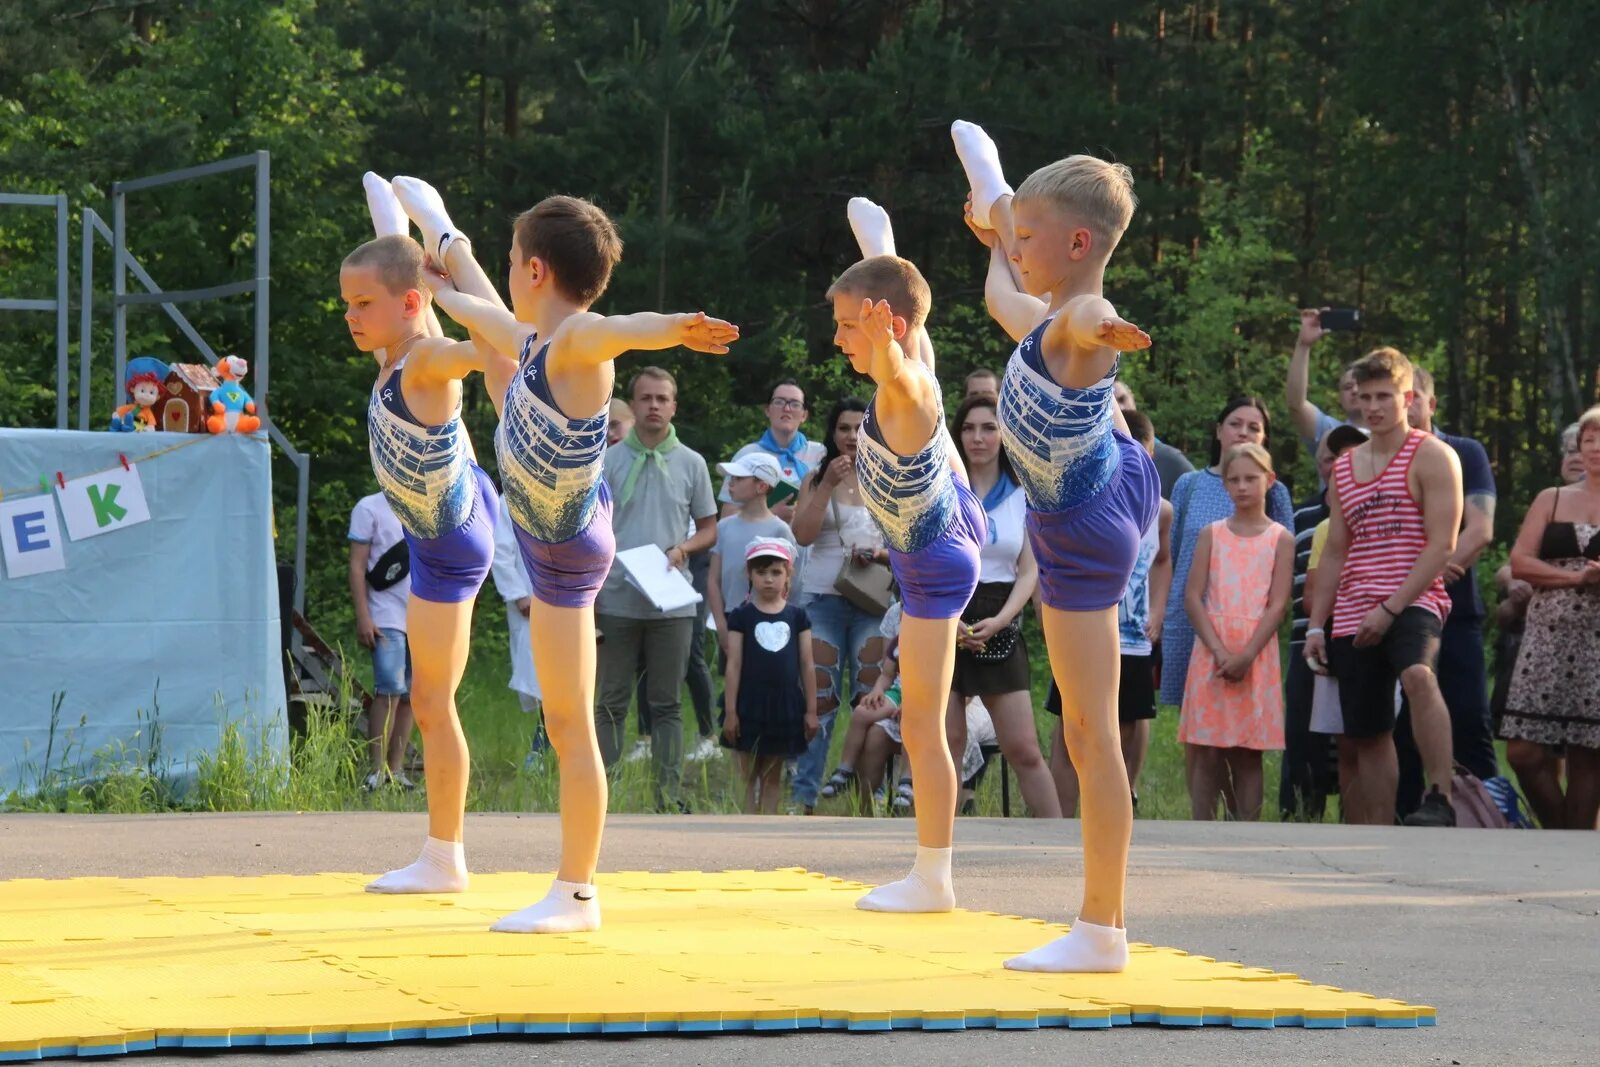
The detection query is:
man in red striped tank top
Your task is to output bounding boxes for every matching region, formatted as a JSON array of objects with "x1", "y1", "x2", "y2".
[{"x1": 1305, "y1": 347, "x2": 1465, "y2": 827}]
